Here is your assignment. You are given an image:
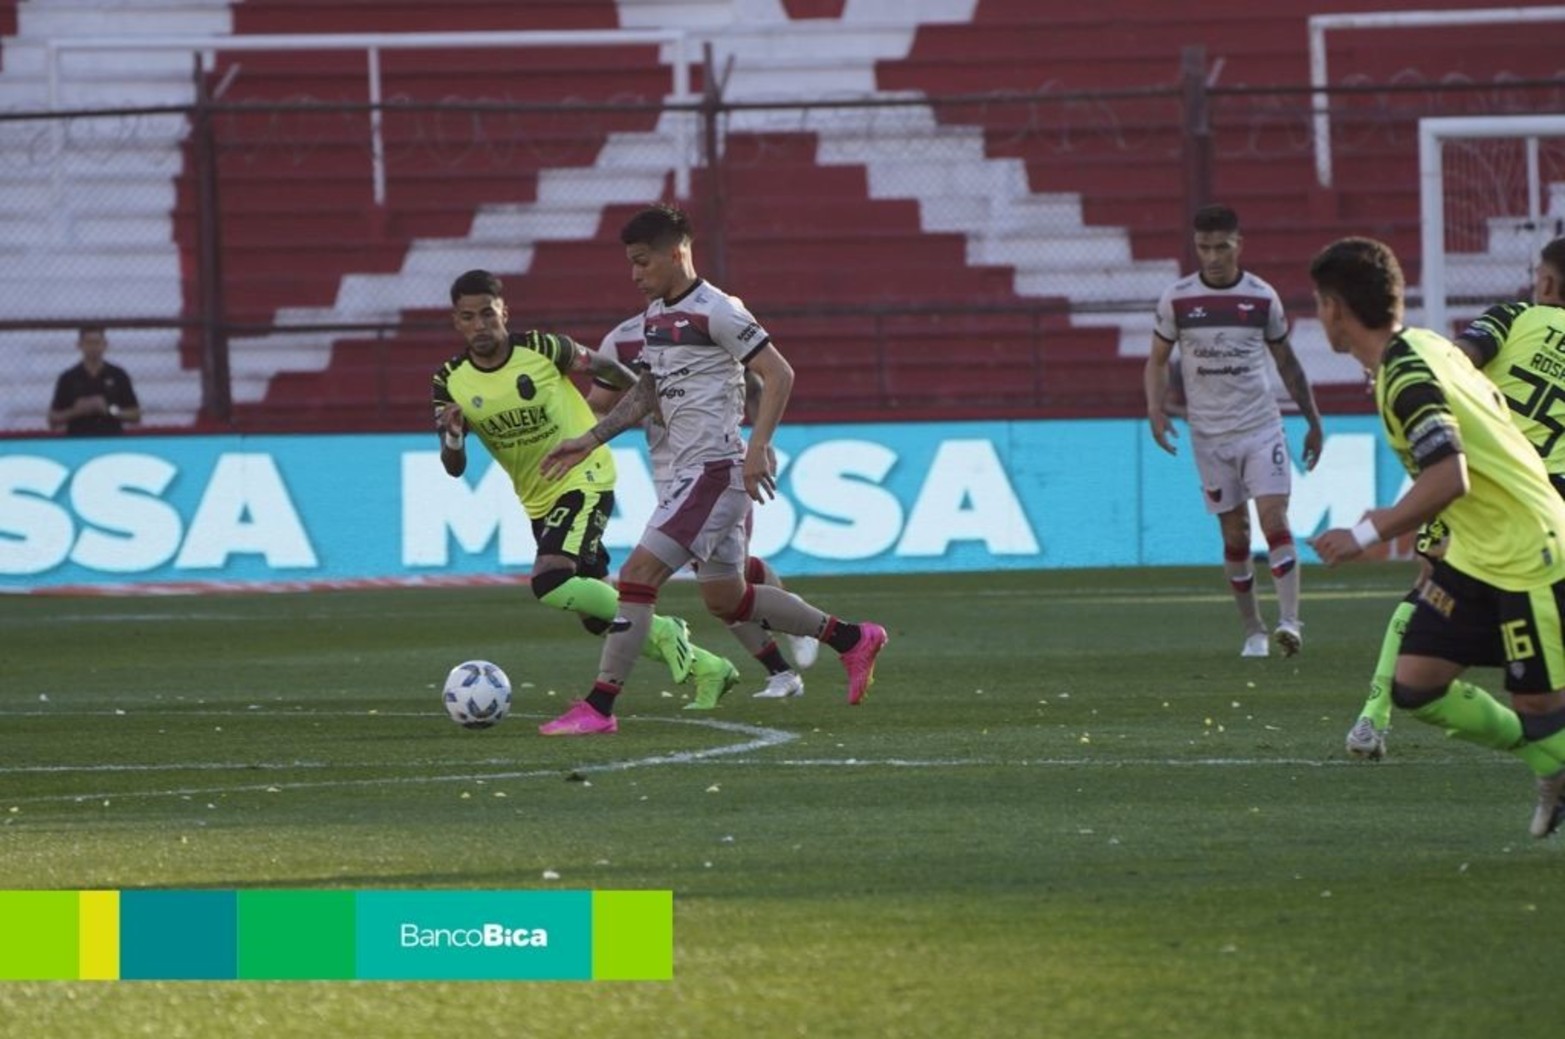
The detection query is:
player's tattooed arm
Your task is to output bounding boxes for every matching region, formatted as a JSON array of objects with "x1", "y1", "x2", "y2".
[
  {"x1": 540, "y1": 370, "x2": 656, "y2": 479},
  {"x1": 587, "y1": 369, "x2": 657, "y2": 443},
  {"x1": 573, "y1": 340, "x2": 637, "y2": 390}
]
